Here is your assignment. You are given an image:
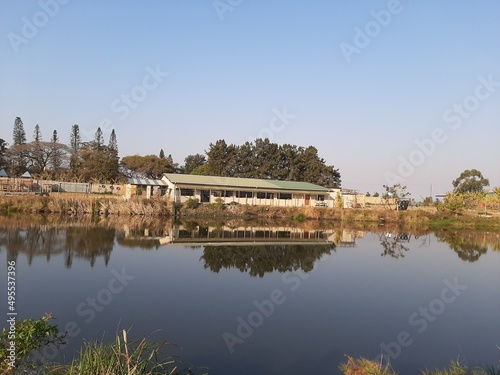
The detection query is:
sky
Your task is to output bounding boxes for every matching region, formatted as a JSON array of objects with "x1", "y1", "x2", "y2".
[{"x1": 1, "y1": 0, "x2": 499, "y2": 198}]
